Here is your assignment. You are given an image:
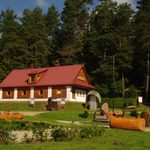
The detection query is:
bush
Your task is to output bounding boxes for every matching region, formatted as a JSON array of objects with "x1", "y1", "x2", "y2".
[
  {"x1": 124, "y1": 86, "x2": 140, "y2": 98},
  {"x1": 130, "y1": 109, "x2": 139, "y2": 117},
  {"x1": 79, "y1": 126, "x2": 104, "y2": 139},
  {"x1": 79, "y1": 111, "x2": 89, "y2": 118},
  {"x1": 101, "y1": 98, "x2": 137, "y2": 108},
  {"x1": 0, "y1": 120, "x2": 105, "y2": 143},
  {"x1": 0, "y1": 129, "x2": 10, "y2": 144},
  {"x1": 51, "y1": 128, "x2": 68, "y2": 141}
]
